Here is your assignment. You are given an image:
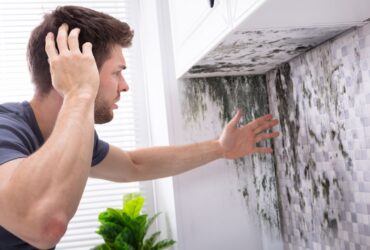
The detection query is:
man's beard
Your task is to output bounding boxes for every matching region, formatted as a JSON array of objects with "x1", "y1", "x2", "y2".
[{"x1": 94, "y1": 96, "x2": 114, "y2": 124}]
